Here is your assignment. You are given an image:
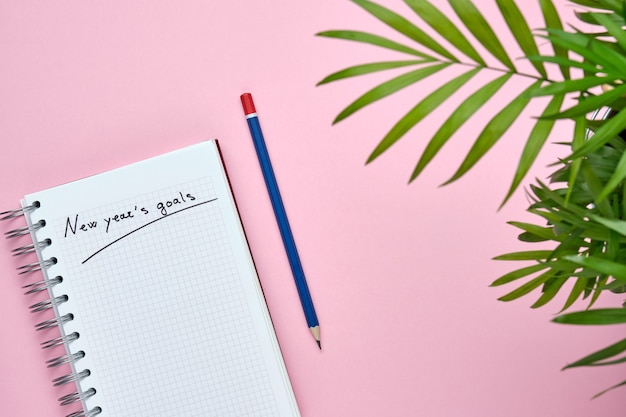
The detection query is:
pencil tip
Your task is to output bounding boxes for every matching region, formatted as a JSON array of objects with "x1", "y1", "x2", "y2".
[{"x1": 310, "y1": 325, "x2": 321, "y2": 349}]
